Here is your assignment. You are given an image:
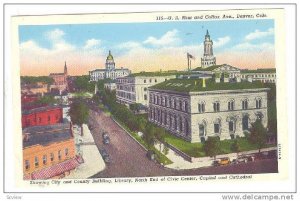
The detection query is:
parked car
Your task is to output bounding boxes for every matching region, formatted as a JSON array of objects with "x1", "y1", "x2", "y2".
[
  {"x1": 212, "y1": 160, "x2": 220, "y2": 167},
  {"x1": 218, "y1": 157, "x2": 231, "y2": 166},
  {"x1": 100, "y1": 148, "x2": 110, "y2": 163},
  {"x1": 102, "y1": 132, "x2": 110, "y2": 144},
  {"x1": 146, "y1": 150, "x2": 155, "y2": 161}
]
